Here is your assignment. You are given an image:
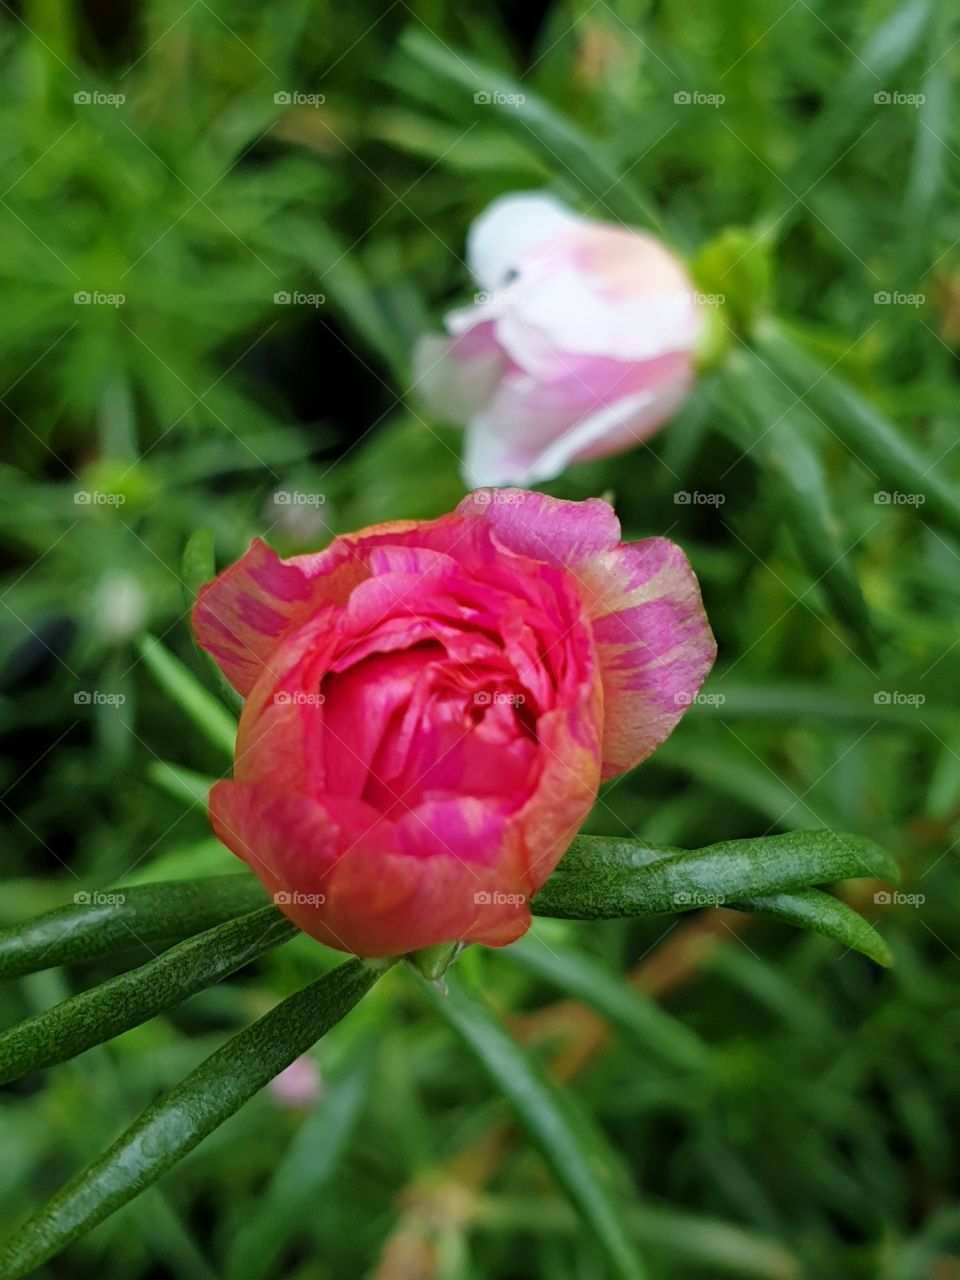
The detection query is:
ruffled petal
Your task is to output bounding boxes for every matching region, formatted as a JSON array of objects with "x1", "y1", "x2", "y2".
[
  {"x1": 459, "y1": 491, "x2": 716, "y2": 777},
  {"x1": 209, "y1": 781, "x2": 532, "y2": 955}
]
